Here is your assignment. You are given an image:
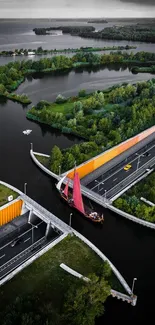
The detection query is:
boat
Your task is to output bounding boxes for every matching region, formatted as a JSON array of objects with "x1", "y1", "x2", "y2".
[
  {"x1": 23, "y1": 129, "x2": 32, "y2": 135},
  {"x1": 56, "y1": 172, "x2": 104, "y2": 223}
]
